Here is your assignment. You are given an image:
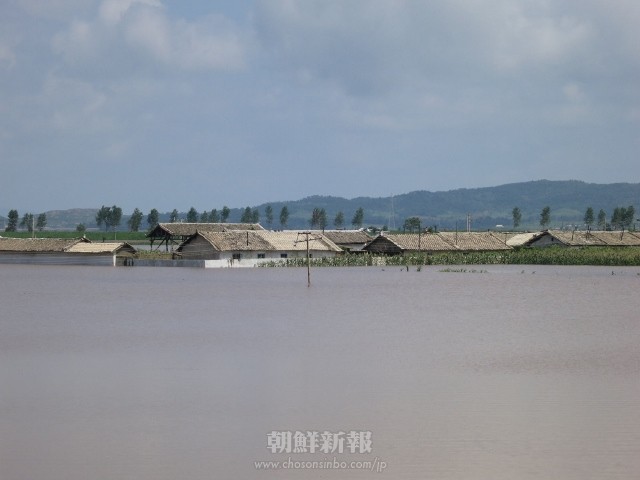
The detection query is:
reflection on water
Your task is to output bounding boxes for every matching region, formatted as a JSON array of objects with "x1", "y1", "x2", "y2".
[{"x1": 1, "y1": 264, "x2": 639, "y2": 479}]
